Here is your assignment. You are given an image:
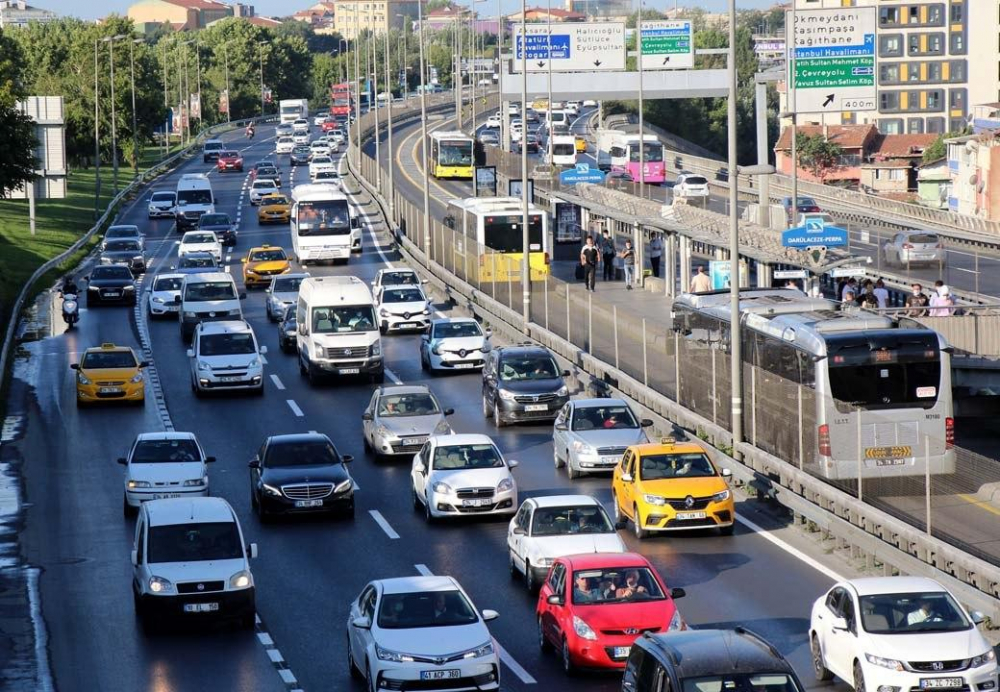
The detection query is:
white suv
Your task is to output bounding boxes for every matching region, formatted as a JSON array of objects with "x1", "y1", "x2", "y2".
[
  {"x1": 188, "y1": 320, "x2": 266, "y2": 395},
  {"x1": 119, "y1": 432, "x2": 215, "y2": 516},
  {"x1": 132, "y1": 497, "x2": 257, "y2": 630},
  {"x1": 178, "y1": 231, "x2": 222, "y2": 263},
  {"x1": 673, "y1": 172, "x2": 710, "y2": 199},
  {"x1": 809, "y1": 577, "x2": 996, "y2": 692}
]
